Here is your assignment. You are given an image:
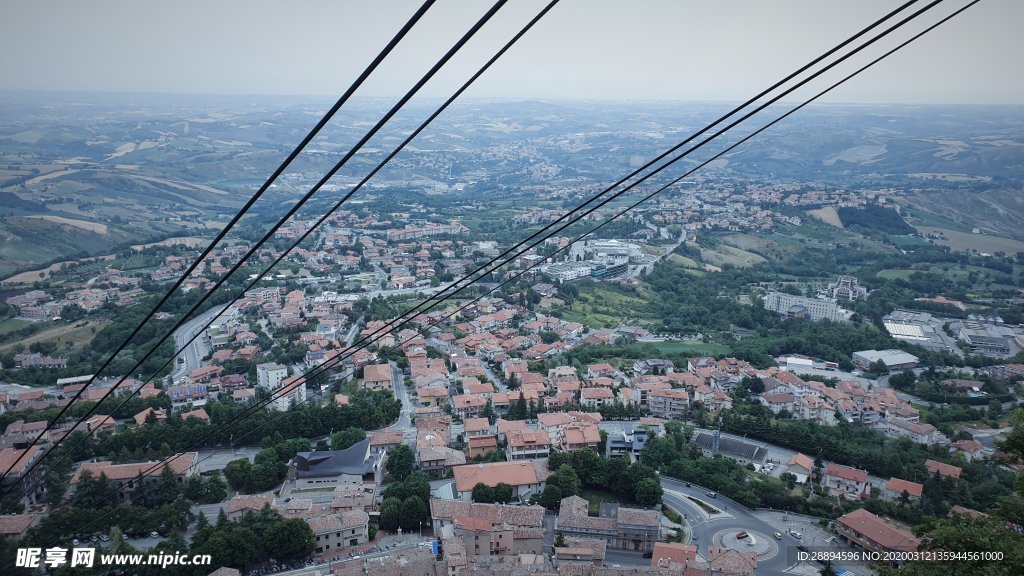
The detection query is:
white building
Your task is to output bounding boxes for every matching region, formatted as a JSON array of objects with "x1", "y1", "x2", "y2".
[
  {"x1": 763, "y1": 292, "x2": 851, "y2": 322},
  {"x1": 256, "y1": 363, "x2": 288, "y2": 391}
]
